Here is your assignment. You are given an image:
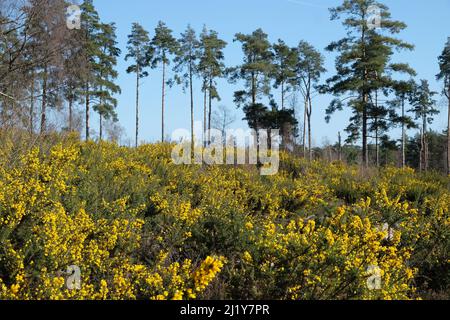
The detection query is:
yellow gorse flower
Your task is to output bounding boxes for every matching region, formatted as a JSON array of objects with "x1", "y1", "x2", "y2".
[{"x1": 0, "y1": 139, "x2": 447, "y2": 300}]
